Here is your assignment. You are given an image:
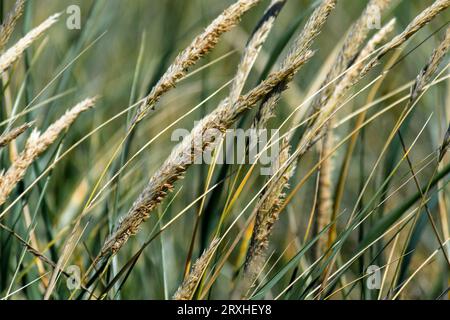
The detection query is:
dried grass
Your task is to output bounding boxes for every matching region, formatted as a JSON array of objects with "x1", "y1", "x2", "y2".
[
  {"x1": 0, "y1": 97, "x2": 96, "y2": 206},
  {"x1": 0, "y1": 0, "x2": 25, "y2": 51},
  {"x1": 0, "y1": 13, "x2": 60, "y2": 74},
  {"x1": 0, "y1": 122, "x2": 32, "y2": 148}
]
